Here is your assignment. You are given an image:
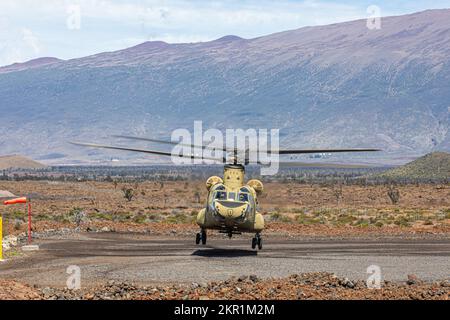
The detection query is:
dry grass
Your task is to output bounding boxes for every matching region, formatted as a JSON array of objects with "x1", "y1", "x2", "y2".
[{"x1": 0, "y1": 180, "x2": 449, "y2": 236}]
